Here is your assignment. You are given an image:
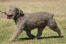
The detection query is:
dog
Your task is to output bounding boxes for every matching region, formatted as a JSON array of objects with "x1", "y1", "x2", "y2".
[{"x1": 1, "y1": 7, "x2": 62, "y2": 41}]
